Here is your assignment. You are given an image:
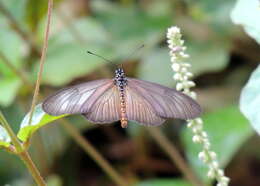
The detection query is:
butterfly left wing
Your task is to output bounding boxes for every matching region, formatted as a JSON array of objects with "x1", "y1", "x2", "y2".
[
  {"x1": 42, "y1": 79, "x2": 114, "y2": 116},
  {"x1": 82, "y1": 85, "x2": 121, "y2": 124}
]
